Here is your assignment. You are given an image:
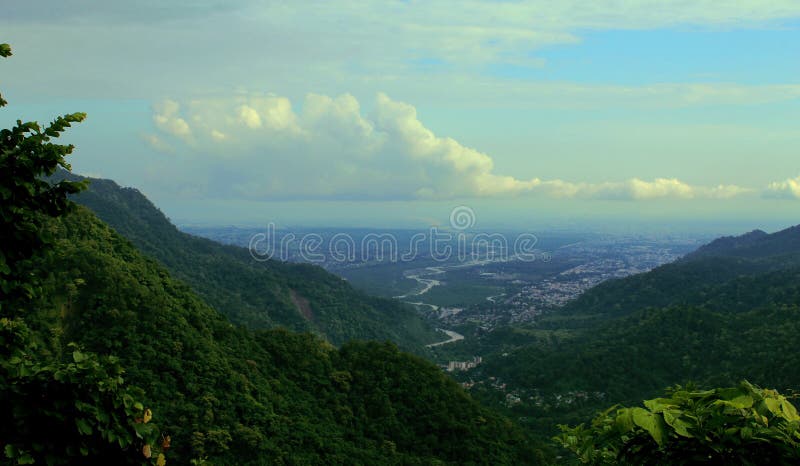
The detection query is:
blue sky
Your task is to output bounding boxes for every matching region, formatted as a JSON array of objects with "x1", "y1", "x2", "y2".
[{"x1": 2, "y1": 1, "x2": 799, "y2": 232}]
